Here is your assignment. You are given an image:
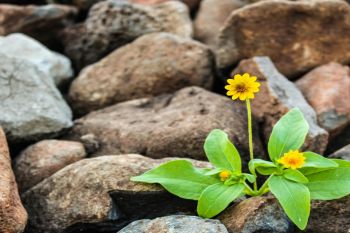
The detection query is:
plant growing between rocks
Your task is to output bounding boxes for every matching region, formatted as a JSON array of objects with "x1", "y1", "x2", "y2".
[{"x1": 131, "y1": 73, "x2": 350, "y2": 230}]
